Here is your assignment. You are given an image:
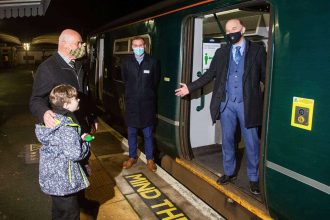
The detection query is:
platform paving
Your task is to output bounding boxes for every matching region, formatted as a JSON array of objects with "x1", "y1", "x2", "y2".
[{"x1": 0, "y1": 66, "x2": 222, "y2": 220}]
